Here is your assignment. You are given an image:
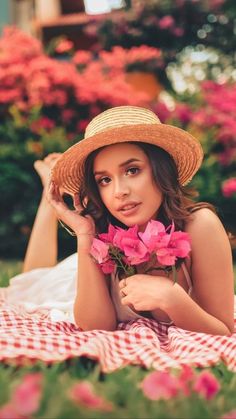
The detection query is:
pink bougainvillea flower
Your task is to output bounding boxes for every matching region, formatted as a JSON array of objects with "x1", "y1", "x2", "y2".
[
  {"x1": 168, "y1": 231, "x2": 191, "y2": 259},
  {"x1": 90, "y1": 238, "x2": 109, "y2": 264},
  {"x1": 69, "y1": 381, "x2": 113, "y2": 411},
  {"x1": 122, "y1": 237, "x2": 149, "y2": 265},
  {"x1": 222, "y1": 410, "x2": 236, "y2": 419},
  {"x1": 193, "y1": 371, "x2": 220, "y2": 400},
  {"x1": 155, "y1": 224, "x2": 191, "y2": 266},
  {"x1": 11, "y1": 372, "x2": 43, "y2": 416},
  {"x1": 112, "y1": 225, "x2": 149, "y2": 264},
  {"x1": 98, "y1": 224, "x2": 117, "y2": 244},
  {"x1": 100, "y1": 259, "x2": 116, "y2": 274},
  {"x1": 222, "y1": 178, "x2": 236, "y2": 198},
  {"x1": 141, "y1": 371, "x2": 182, "y2": 400},
  {"x1": 113, "y1": 225, "x2": 139, "y2": 250},
  {"x1": 138, "y1": 220, "x2": 166, "y2": 252},
  {"x1": 0, "y1": 403, "x2": 21, "y2": 419}
]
